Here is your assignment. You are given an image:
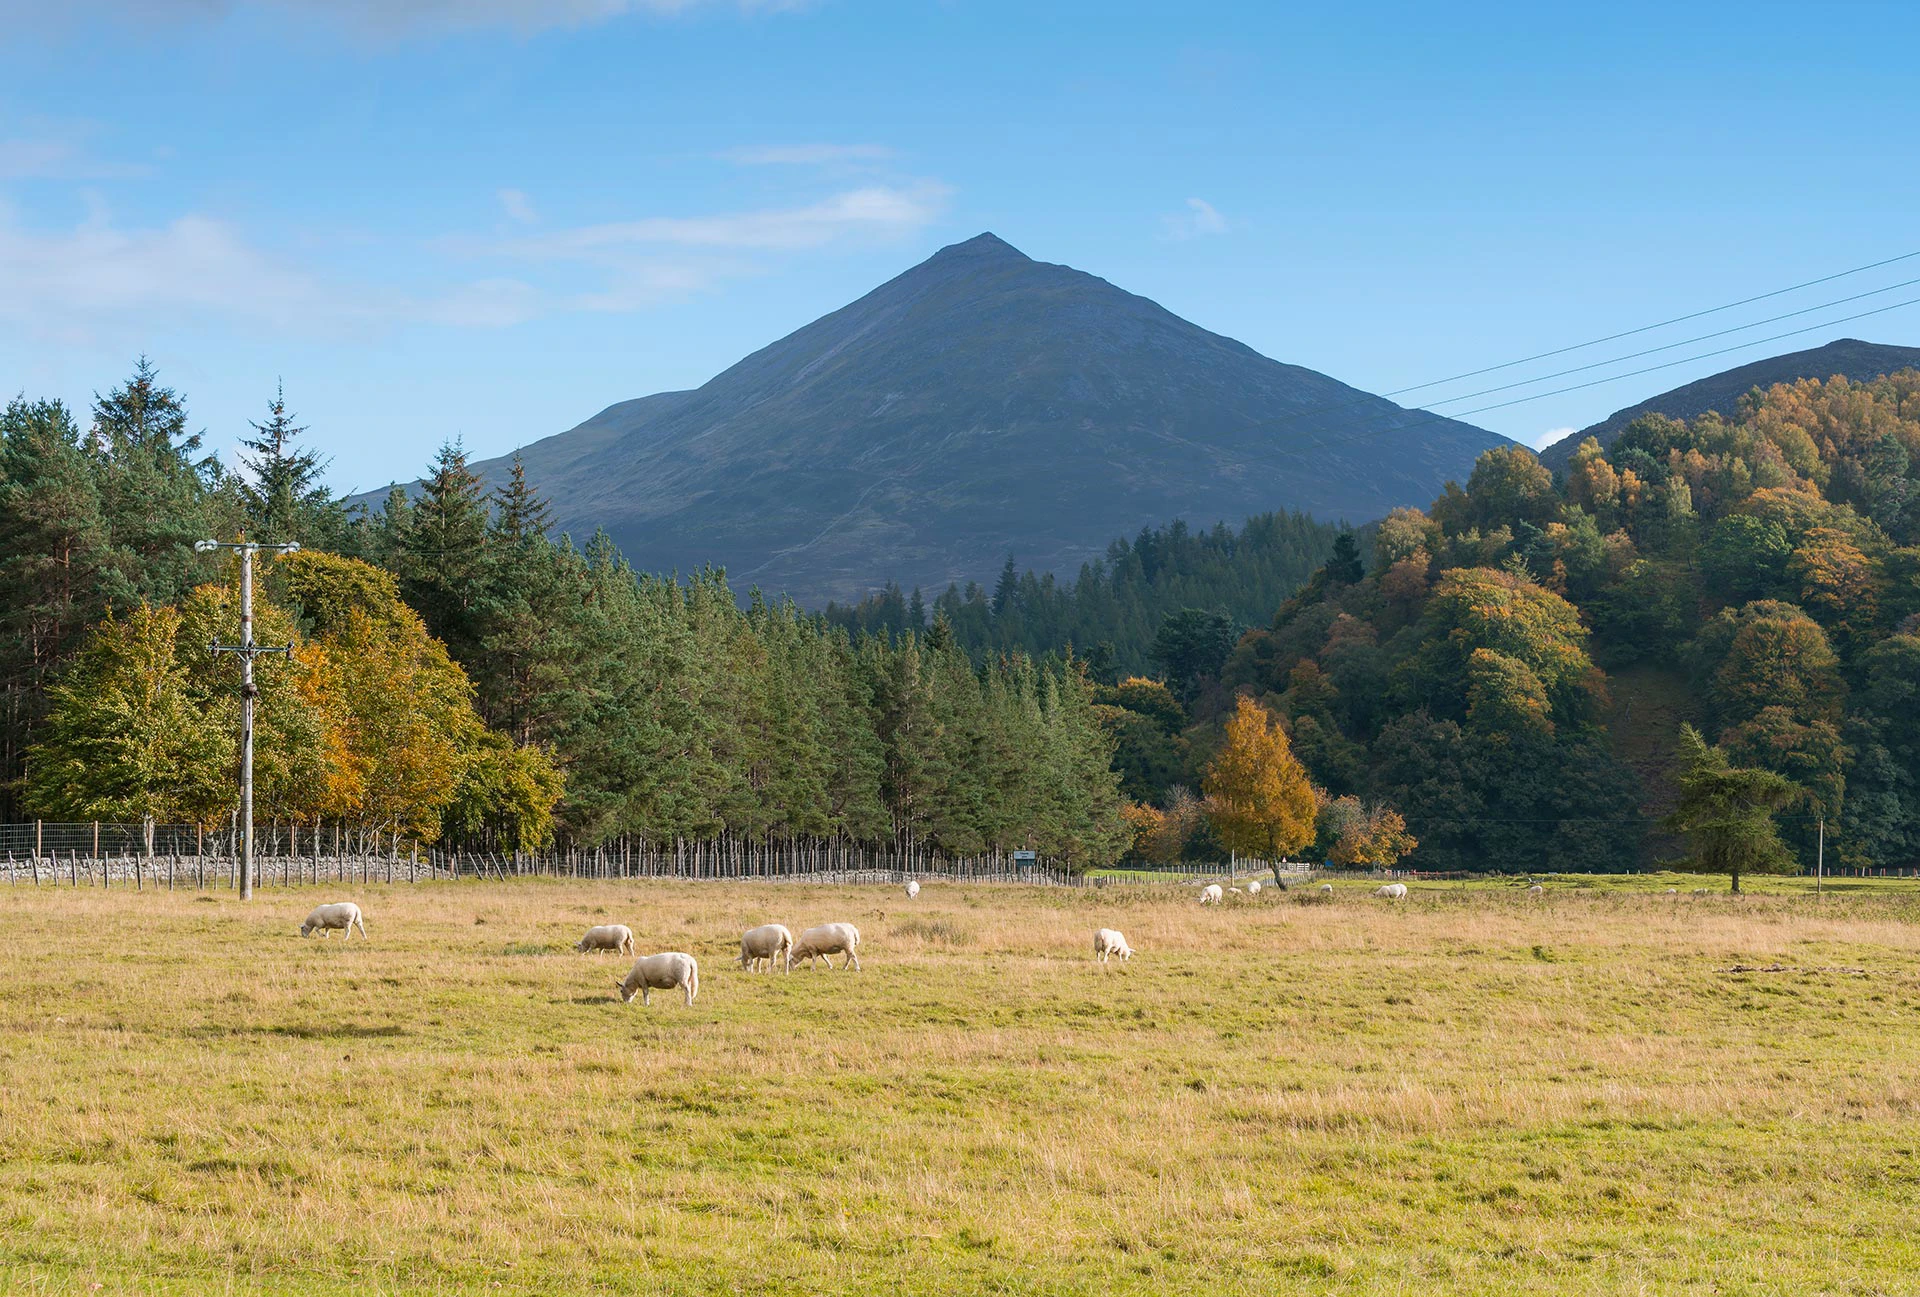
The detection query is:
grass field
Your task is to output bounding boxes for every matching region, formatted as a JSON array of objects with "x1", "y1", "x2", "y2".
[{"x1": 4, "y1": 874, "x2": 1919, "y2": 1295}]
